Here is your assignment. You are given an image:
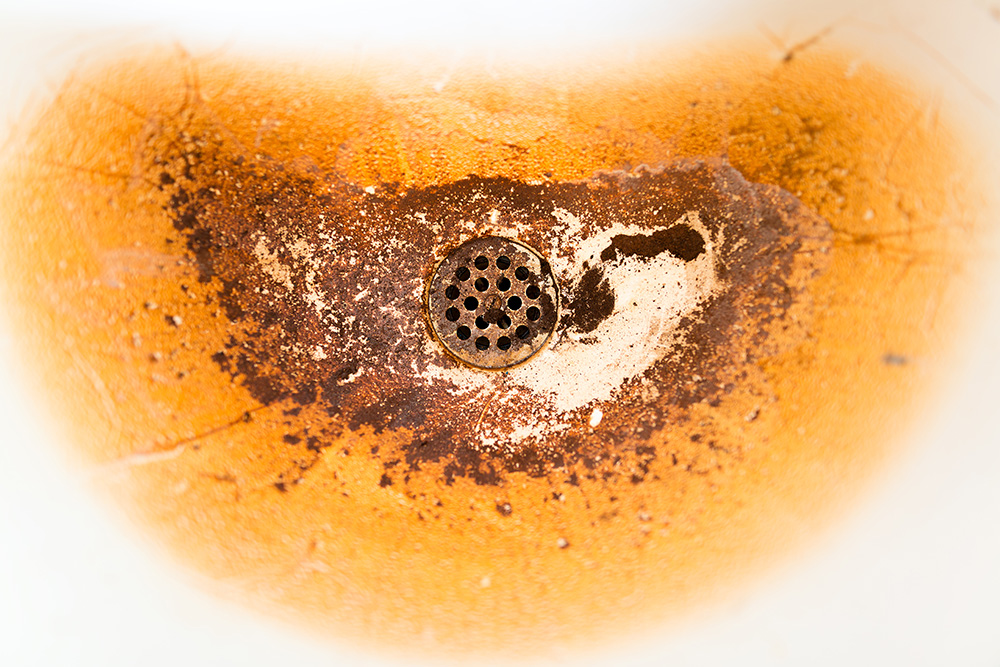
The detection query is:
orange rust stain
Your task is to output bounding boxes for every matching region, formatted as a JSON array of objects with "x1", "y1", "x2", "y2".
[{"x1": 0, "y1": 43, "x2": 982, "y2": 659}]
